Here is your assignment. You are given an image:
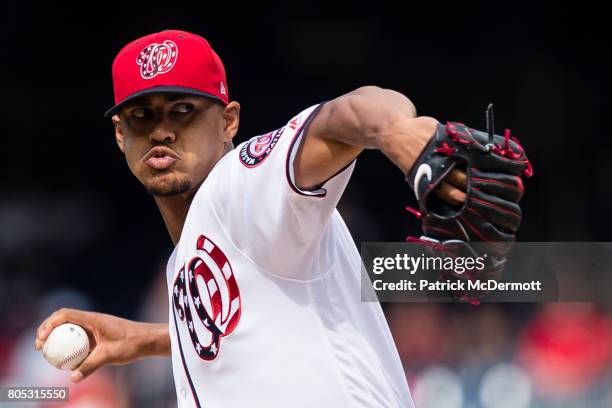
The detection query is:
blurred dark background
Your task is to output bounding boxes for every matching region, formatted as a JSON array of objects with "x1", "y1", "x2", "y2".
[{"x1": 1, "y1": 3, "x2": 611, "y2": 407}]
